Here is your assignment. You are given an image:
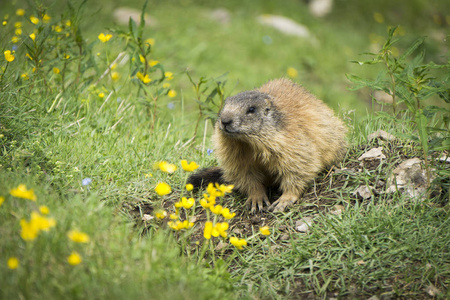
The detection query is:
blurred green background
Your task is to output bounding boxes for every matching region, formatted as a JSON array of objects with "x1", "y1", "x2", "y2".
[{"x1": 2, "y1": 0, "x2": 449, "y2": 114}]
